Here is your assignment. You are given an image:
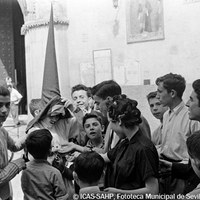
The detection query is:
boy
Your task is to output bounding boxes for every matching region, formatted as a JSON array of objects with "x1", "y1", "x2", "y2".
[
  {"x1": 21, "y1": 129, "x2": 68, "y2": 200},
  {"x1": 73, "y1": 151, "x2": 105, "y2": 194},
  {"x1": 71, "y1": 84, "x2": 94, "y2": 146},
  {"x1": 28, "y1": 98, "x2": 43, "y2": 117},
  {"x1": 147, "y1": 91, "x2": 168, "y2": 147},
  {"x1": 59, "y1": 112, "x2": 105, "y2": 154},
  {"x1": 71, "y1": 84, "x2": 93, "y2": 115}
]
